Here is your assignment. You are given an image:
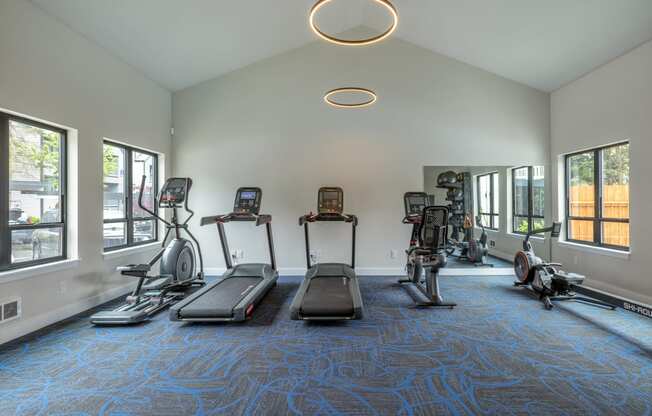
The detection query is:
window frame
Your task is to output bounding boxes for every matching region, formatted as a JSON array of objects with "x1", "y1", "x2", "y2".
[
  {"x1": 0, "y1": 111, "x2": 68, "y2": 272},
  {"x1": 564, "y1": 142, "x2": 629, "y2": 251},
  {"x1": 476, "y1": 172, "x2": 499, "y2": 230},
  {"x1": 511, "y1": 166, "x2": 544, "y2": 235},
  {"x1": 102, "y1": 140, "x2": 159, "y2": 252}
]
